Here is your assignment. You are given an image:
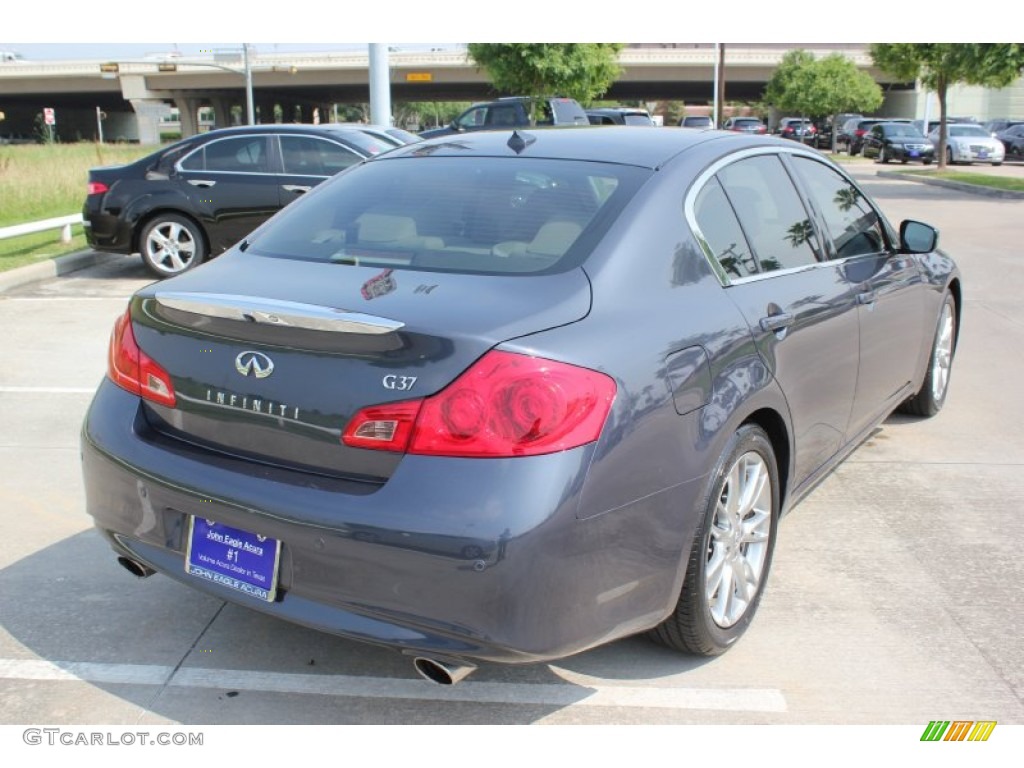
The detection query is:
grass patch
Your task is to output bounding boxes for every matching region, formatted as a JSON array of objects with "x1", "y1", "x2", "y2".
[
  {"x1": 897, "y1": 169, "x2": 1024, "y2": 193},
  {"x1": 0, "y1": 142, "x2": 153, "y2": 271}
]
